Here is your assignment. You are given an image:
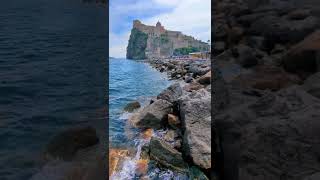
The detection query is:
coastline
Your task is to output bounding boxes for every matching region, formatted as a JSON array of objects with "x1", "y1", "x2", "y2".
[{"x1": 110, "y1": 57, "x2": 212, "y2": 179}]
